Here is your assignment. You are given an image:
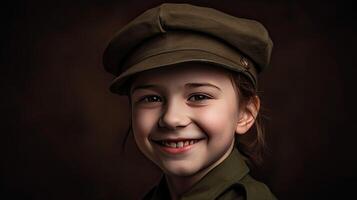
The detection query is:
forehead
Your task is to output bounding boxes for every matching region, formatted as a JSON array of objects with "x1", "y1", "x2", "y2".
[{"x1": 131, "y1": 62, "x2": 232, "y2": 86}]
